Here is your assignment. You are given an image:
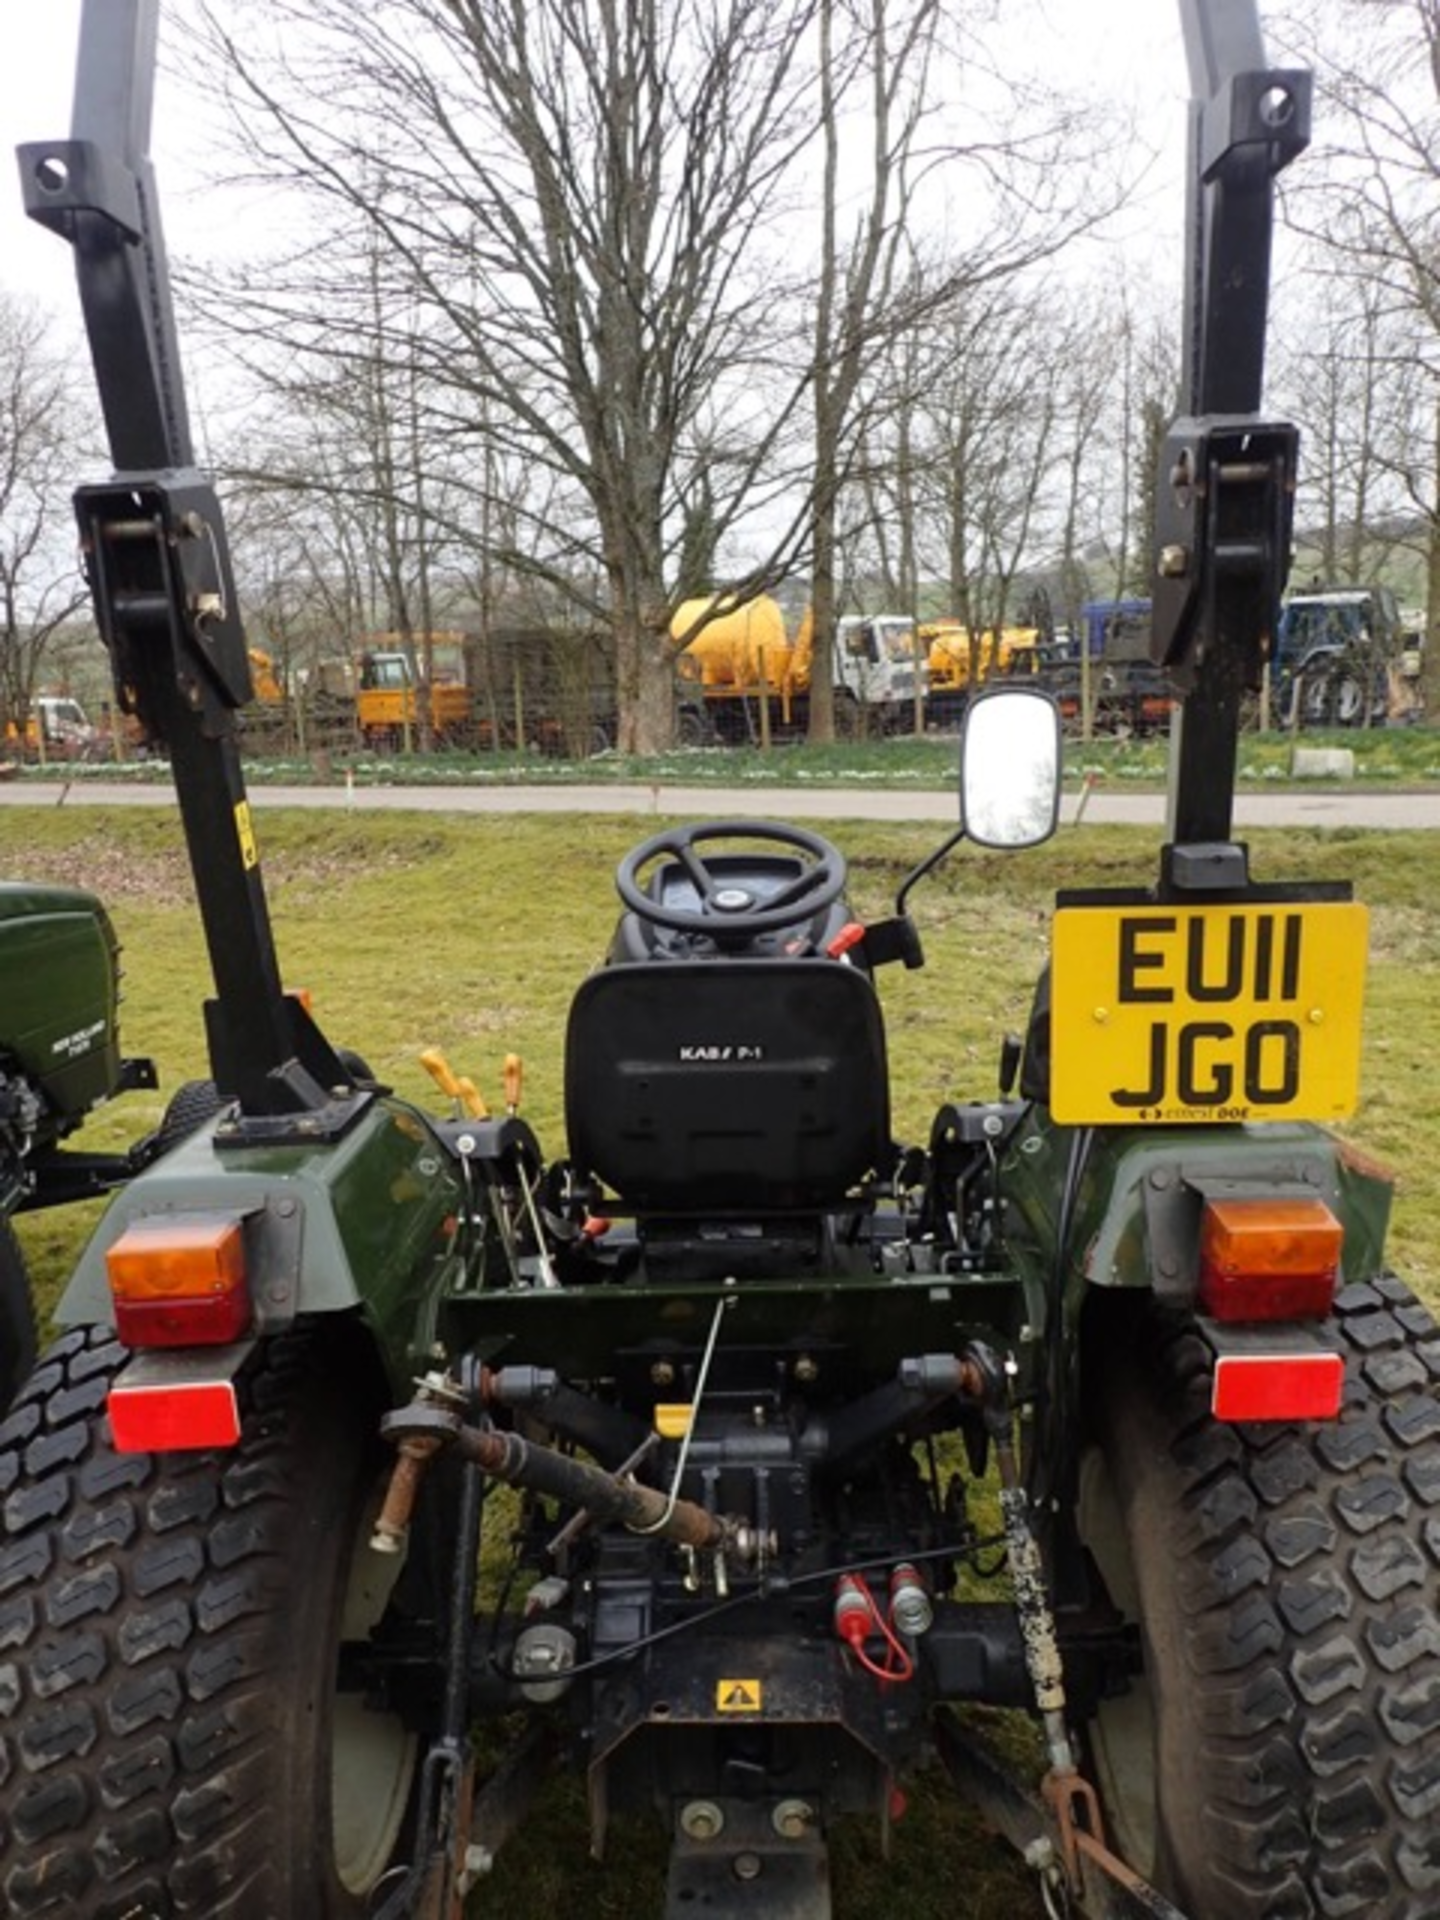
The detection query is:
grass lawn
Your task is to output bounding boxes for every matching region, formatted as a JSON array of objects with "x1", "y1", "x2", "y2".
[{"x1": 5, "y1": 801, "x2": 1437, "y2": 1917}]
